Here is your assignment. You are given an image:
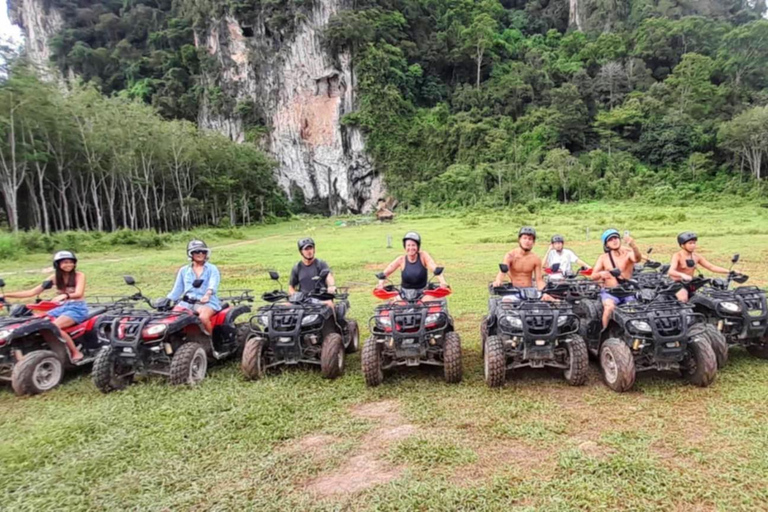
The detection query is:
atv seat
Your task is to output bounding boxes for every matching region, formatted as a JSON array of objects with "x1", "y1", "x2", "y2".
[{"x1": 85, "y1": 307, "x2": 107, "y2": 319}]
